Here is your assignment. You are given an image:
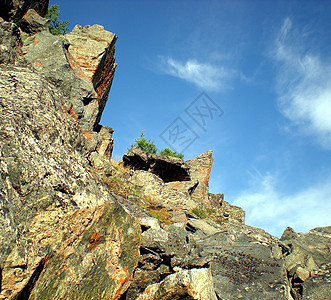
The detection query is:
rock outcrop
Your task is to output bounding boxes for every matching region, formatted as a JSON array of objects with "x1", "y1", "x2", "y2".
[
  {"x1": 0, "y1": 1, "x2": 330, "y2": 299},
  {"x1": 0, "y1": 1, "x2": 140, "y2": 299},
  {"x1": 0, "y1": 0, "x2": 48, "y2": 23}
]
